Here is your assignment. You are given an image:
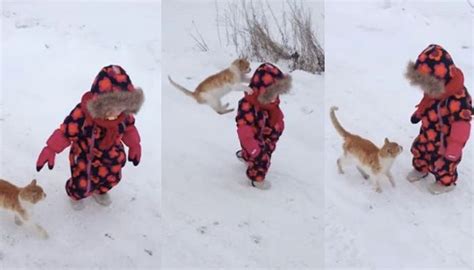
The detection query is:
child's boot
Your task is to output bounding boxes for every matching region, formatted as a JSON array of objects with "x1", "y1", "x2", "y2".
[
  {"x1": 406, "y1": 169, "x2": 428, "y2": 182},
  {"x1": 70, "y1": 198, "x2": 85, "y2": 211},
  {"x1": 428, "y1": 181, "x2": 455, "y2": 195},
  {"x1": 251, "y1": 180, "x2": 271, "y2": 190},
  {"x1": 92, "y1": 193, "x2": 112, "y2": 206},
  {"x1": 236, "y1": 150, "x2": 246, "y2": 163}
]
